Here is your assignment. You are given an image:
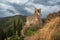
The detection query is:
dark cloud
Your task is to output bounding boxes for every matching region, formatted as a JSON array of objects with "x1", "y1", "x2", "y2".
[
  {"x1": 7, "y1": 2, "x2": 33, "y2": 15},
  {"x1": 33, "y1": 0, "x2": 60, "y2": 6},
  {"x1": 0, "y1": 0, "x2": 60, "y2": 18}
]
